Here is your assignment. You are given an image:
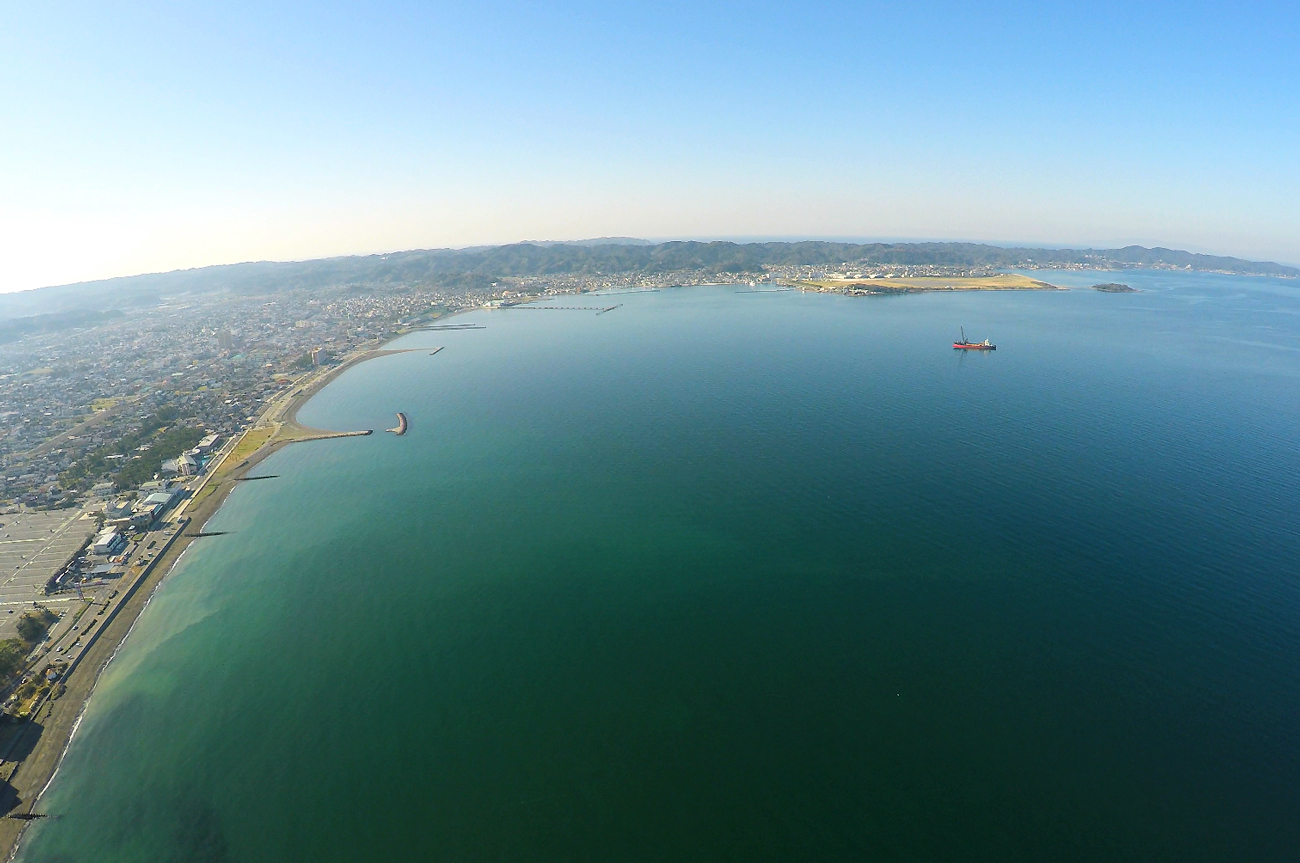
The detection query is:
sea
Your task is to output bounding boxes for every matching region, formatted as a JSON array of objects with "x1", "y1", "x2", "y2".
[{"x1": 16, "y1": 271, "x2": 1300, "y2": 861}]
